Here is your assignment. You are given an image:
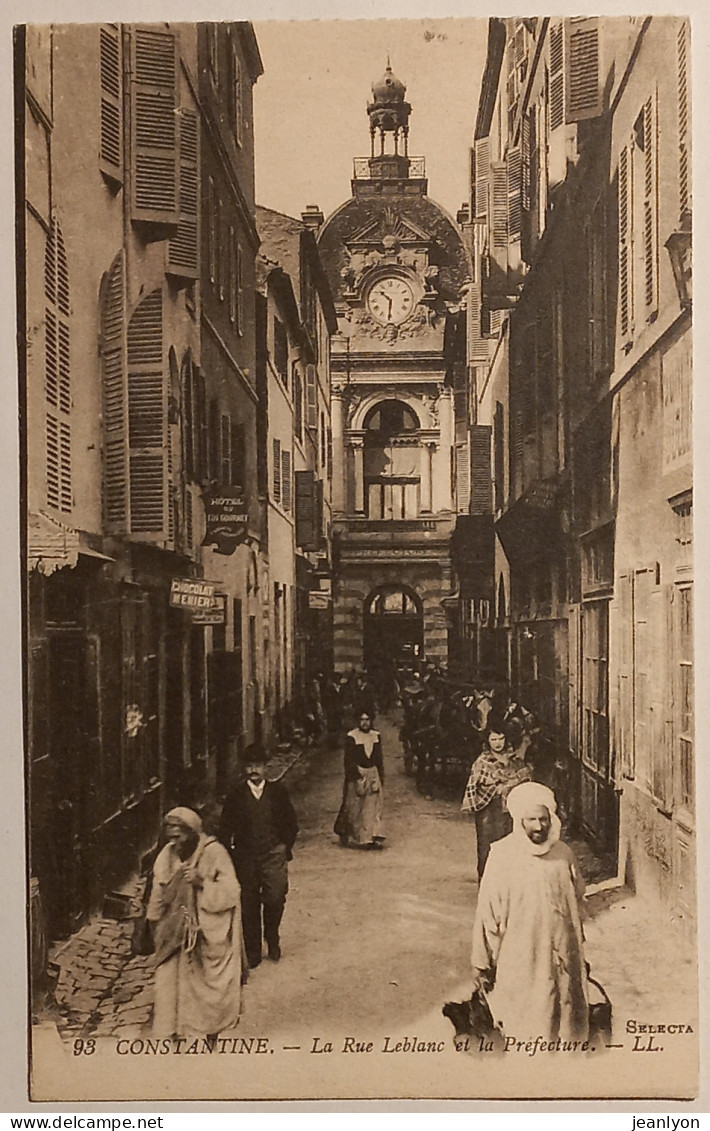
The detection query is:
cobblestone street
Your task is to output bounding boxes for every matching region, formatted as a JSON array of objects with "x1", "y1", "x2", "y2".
[{"x1": 42, "y1": 715, "x2": 697, "y2": 1048}]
